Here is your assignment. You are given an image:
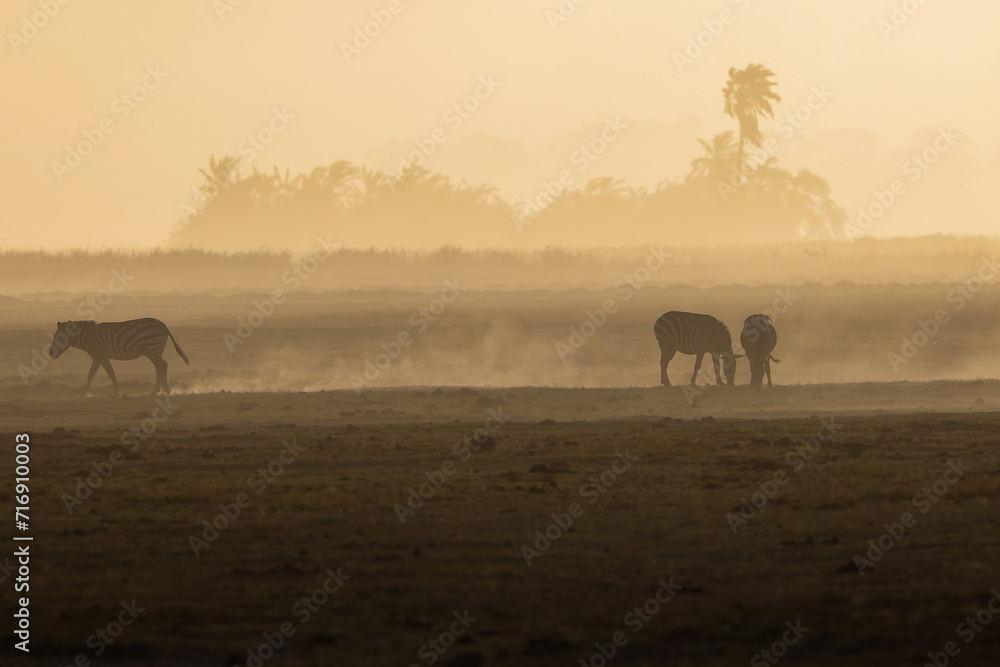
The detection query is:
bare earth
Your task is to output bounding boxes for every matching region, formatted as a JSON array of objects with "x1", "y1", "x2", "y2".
[{"x1": 2, "y1": 382, "x2": 999, "y2": 666}]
